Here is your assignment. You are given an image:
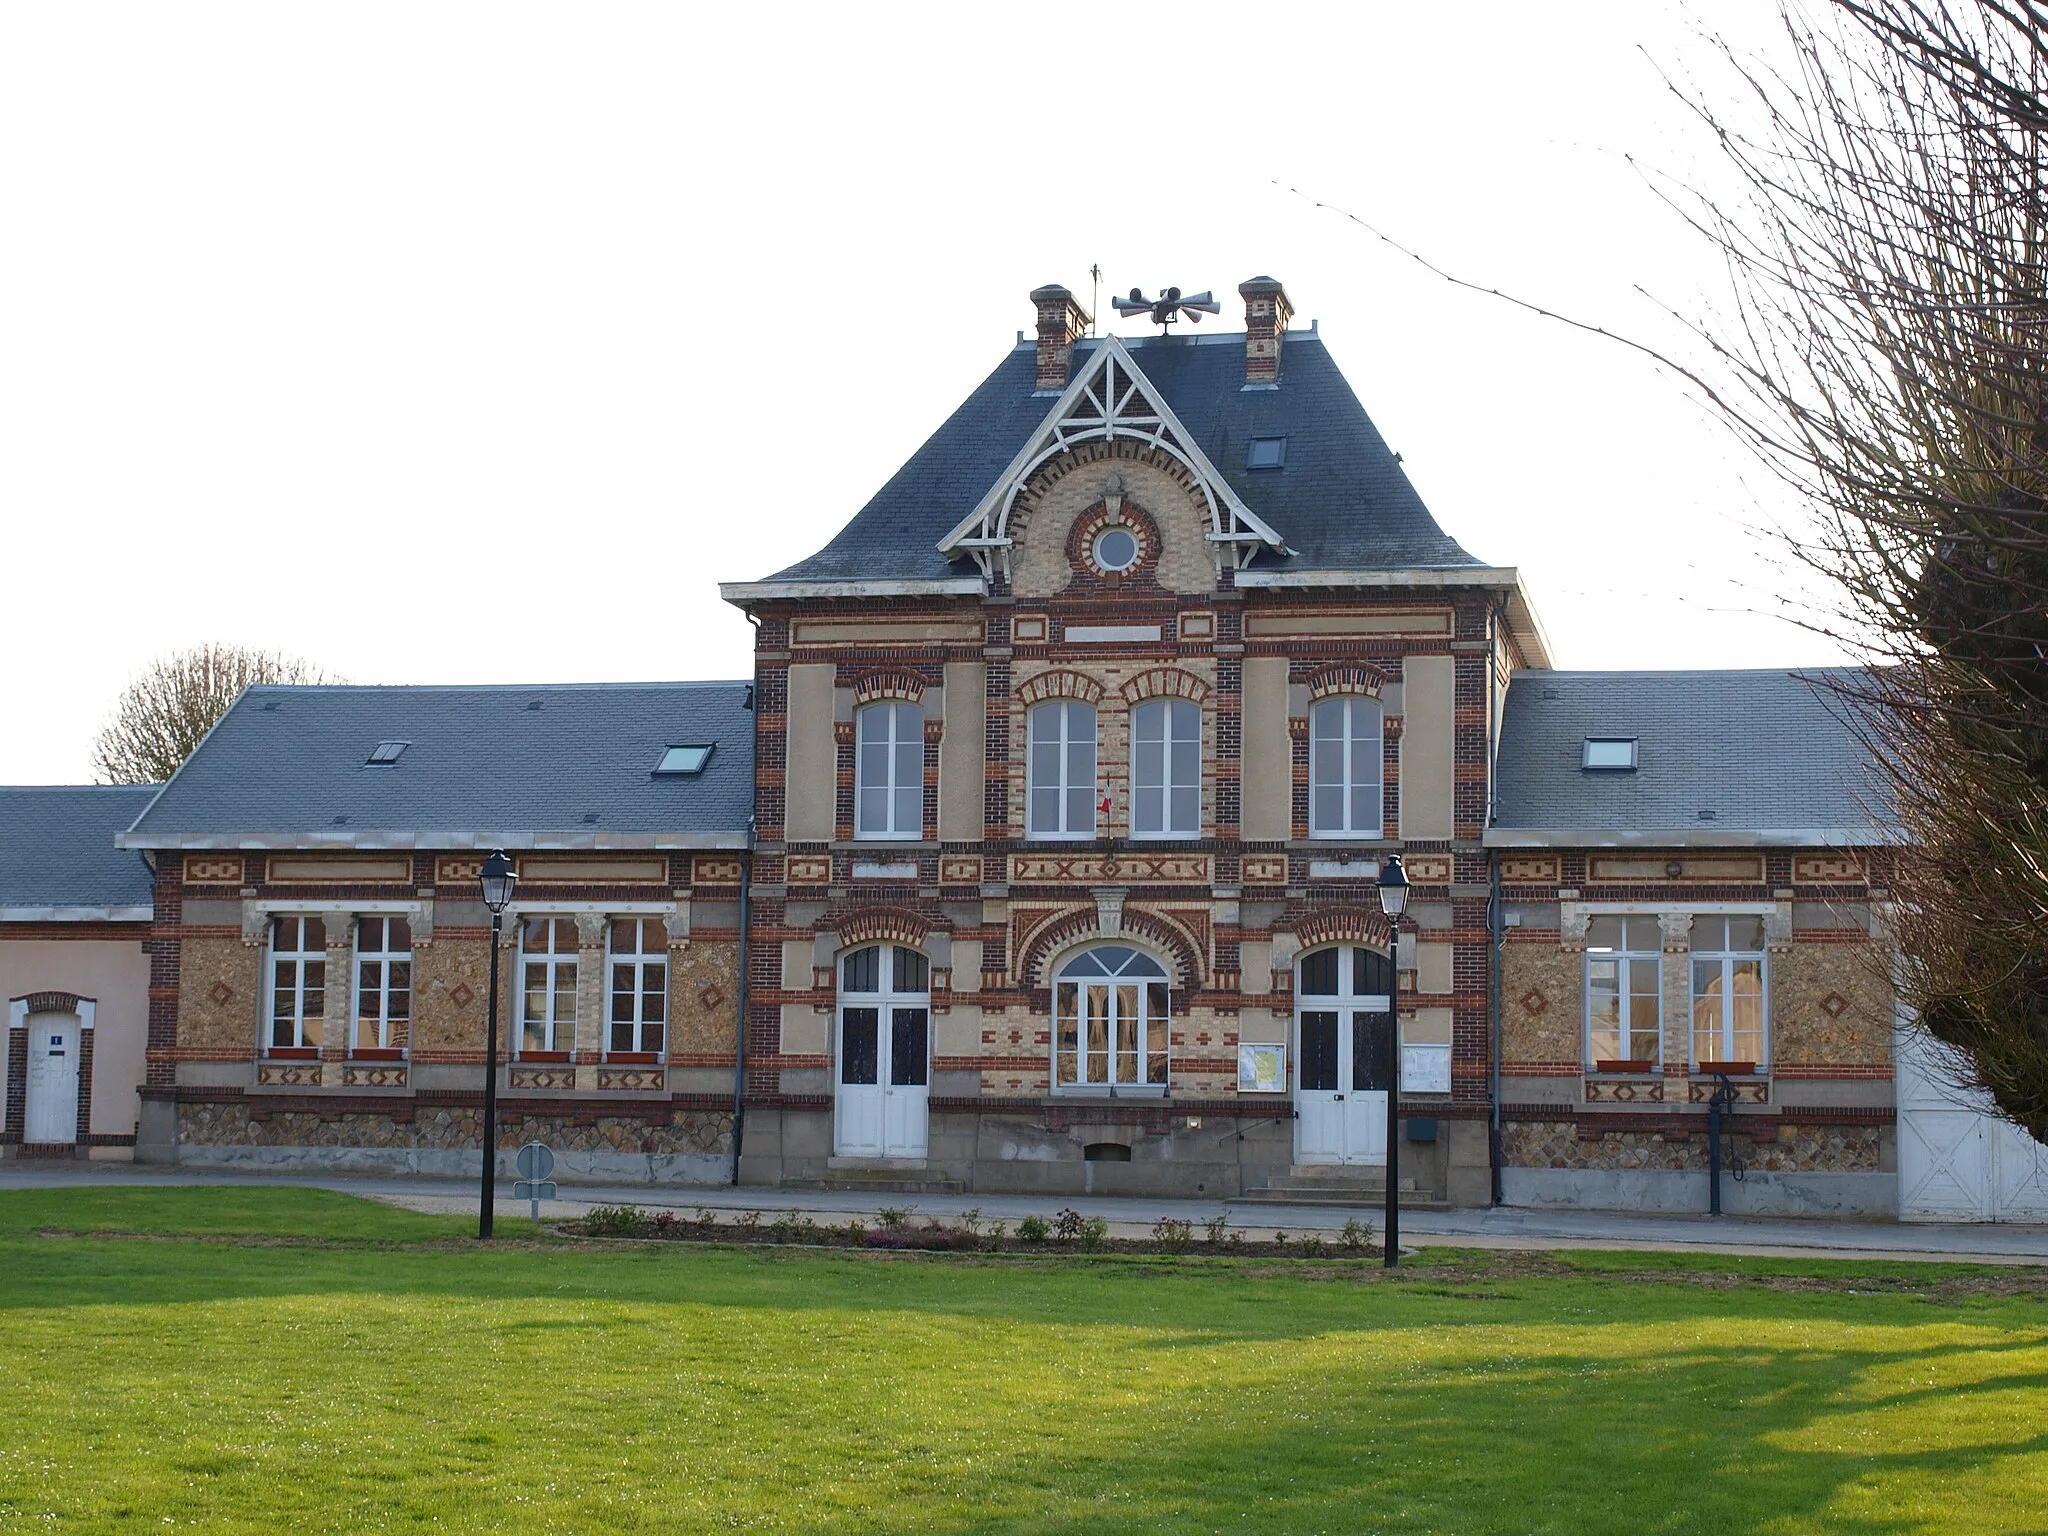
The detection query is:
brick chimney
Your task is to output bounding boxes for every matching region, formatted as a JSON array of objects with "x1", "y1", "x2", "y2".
[
  {"x1": 1239, "y1": 276, "x2": 1294, "y2": 387},
  {"x1": 1031, "y1": 283, "x2": 1092, "y2": 392}
]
